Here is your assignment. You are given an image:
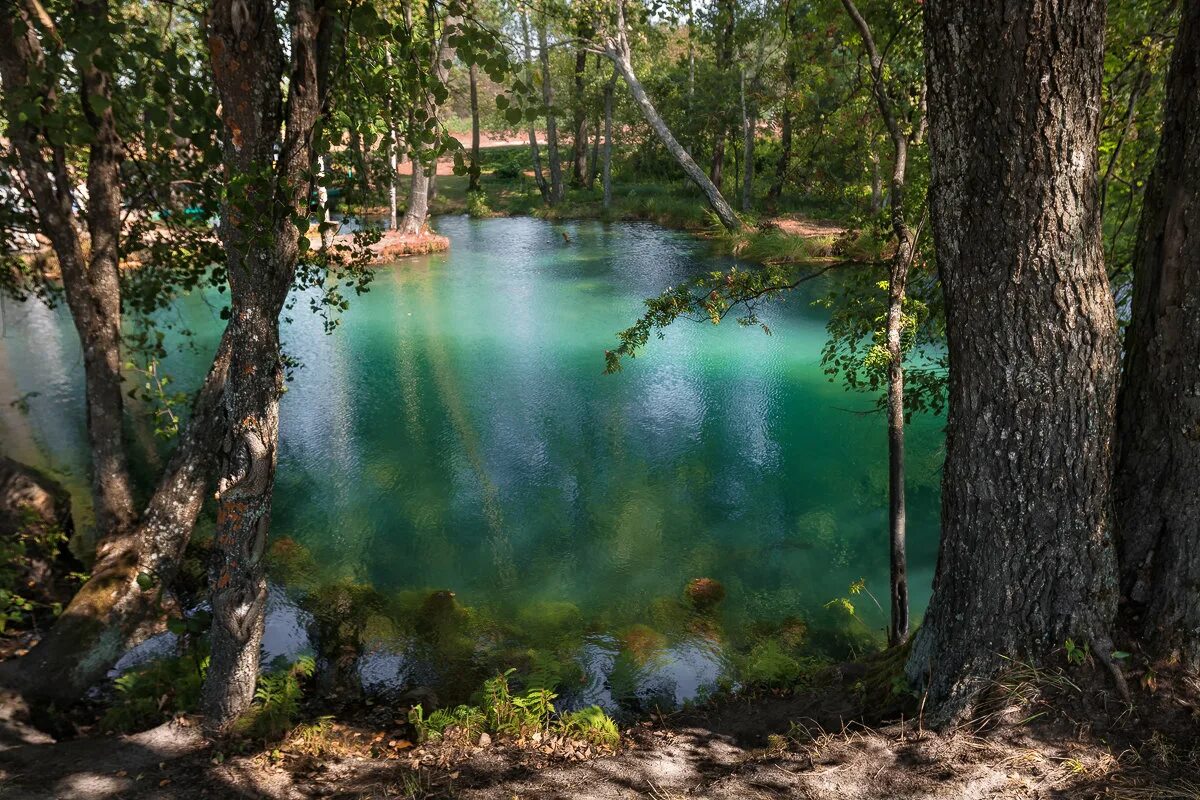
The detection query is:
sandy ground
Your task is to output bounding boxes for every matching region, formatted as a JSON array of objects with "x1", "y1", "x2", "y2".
[{"x1": 3, "y1": 665, "x2": 1196, "y2": 800}]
